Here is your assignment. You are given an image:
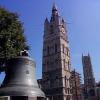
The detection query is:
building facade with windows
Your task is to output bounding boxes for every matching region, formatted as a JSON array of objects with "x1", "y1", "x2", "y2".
[{"x1": 40, "y1": 4, "x2": 72, "y2": 100}]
